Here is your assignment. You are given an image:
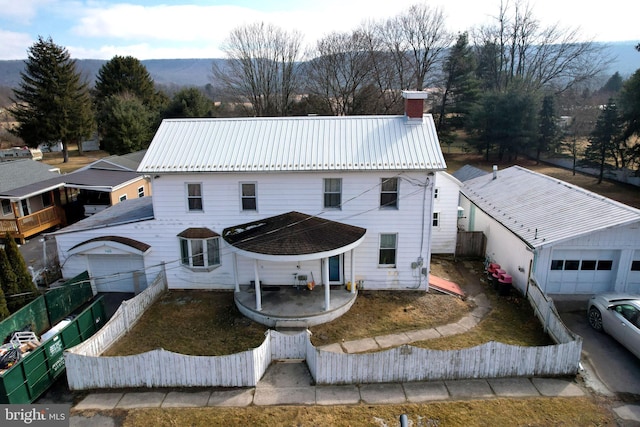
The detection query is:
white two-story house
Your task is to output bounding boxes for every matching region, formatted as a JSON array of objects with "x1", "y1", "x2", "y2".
[{"x1": 52, "y1": 91, "x2": 447, "y2": 325}]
